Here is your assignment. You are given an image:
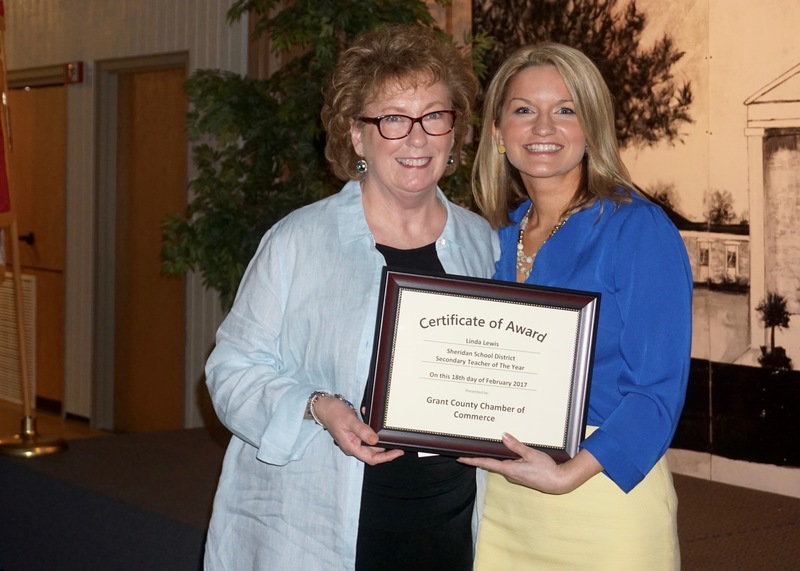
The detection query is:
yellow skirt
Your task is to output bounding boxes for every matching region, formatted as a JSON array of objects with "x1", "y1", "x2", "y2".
[{"x1": 475, "y1": 454, "x2": 679, "y2": 570}]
